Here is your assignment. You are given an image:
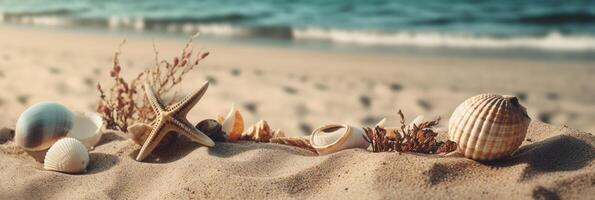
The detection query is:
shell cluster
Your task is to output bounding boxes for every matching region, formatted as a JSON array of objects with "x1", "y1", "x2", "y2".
[
  {"x1": 309, "y1": 124, "x2": 370, "y2": 155},
  {"x1": 448, "y1": 93, "x2": 531, "y2": 161},
  {"x1": 15, "y1": 101, "x2": 104, "y2": 173}
]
